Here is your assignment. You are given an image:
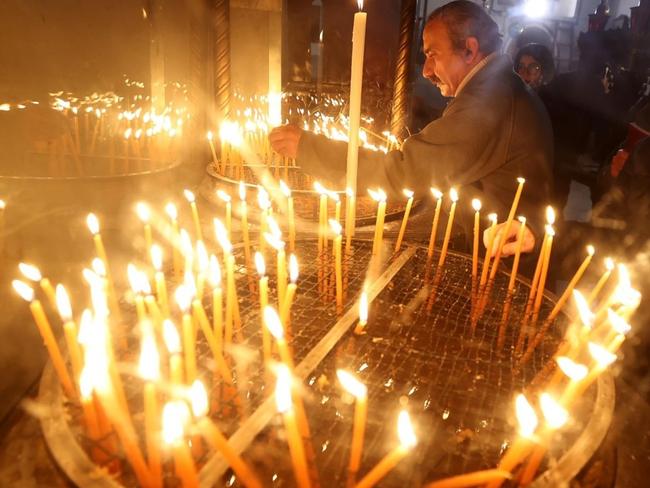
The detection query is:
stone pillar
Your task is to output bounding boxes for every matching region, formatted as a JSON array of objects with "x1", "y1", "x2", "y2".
[
  {"x1": 390, "y1": 0, "x2": 417, "y2": 139},
  {"x1": 214, "y1": 0, "x2": 231, "y2": 123}
]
